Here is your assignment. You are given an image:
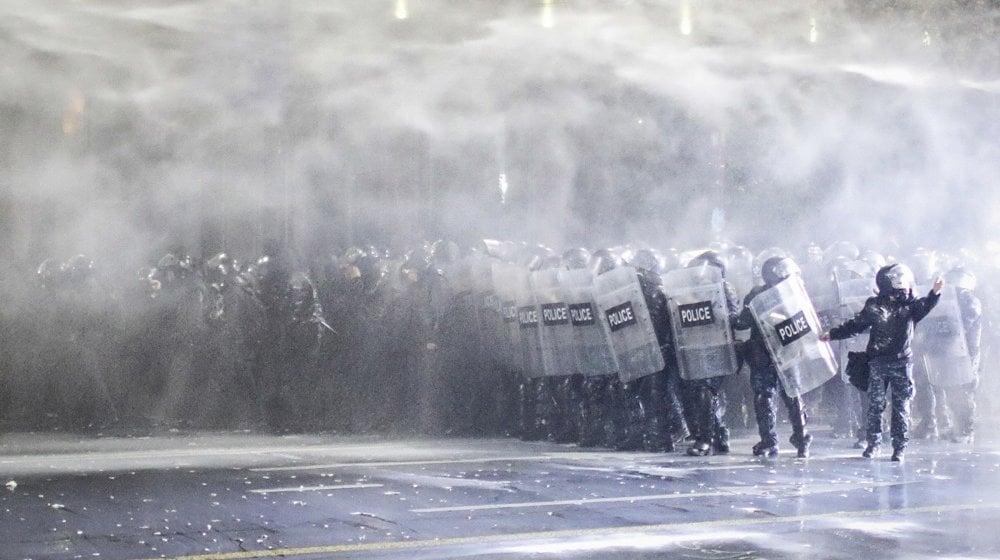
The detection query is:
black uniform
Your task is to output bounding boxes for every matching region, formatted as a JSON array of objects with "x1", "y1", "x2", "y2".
[
  {"x1": 827, "y1": 270, "x2": 940, "y2": 460},
  {"x1": 678, "y1": 278, "x2": 739, "y2": 456},
  {"x1": 734, "y1": 257, "x2": 813, "y2": 458},
  {"x1": 636, "y1": 268, "x2": 688, "y2": 452}
]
